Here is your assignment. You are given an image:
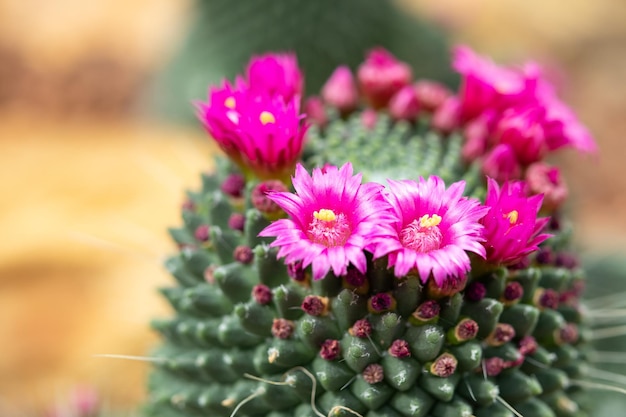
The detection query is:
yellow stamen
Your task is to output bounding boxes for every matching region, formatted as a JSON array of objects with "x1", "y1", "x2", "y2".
[
  {"x1": 314, "y1": 209, "x2": 336, "y2": 222},
  {"x1": 419, "y1": 214, "x2": 442, "y2": 228},
  {"x1": 505, "y1": 210, "x2": 519, "y2": 224},
  {"x1": 224, "y1": 97, "x2": 236, "y2": 109},
  {"x1": 259, "y1": 111, "x2": 276, "y2": 125}
]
